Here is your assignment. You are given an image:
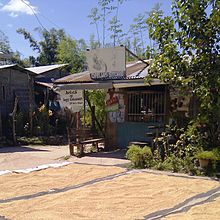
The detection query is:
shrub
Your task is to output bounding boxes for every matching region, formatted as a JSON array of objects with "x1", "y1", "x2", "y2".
[
  {"x1": 17, "y1": 136, "x2": 44, "y2": 145},
  {"x1": 153, "y1": 160, "x2": 172, "y2": 171},
  {"x1": 212, "y1": 148, "x2": 220, "y2": 160},
  {"x1": 163, "y1": 155, "x2": 183, "y2": 172},
  {"x1": 195, "y1": 150, "x2": 218, "y2": 160},
  {"x1": 33, "y1": 104, "x2": 53, "y2": 136},
  {"x1": 126, "y1": 145, "x2": 153, "y2": 168}
]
